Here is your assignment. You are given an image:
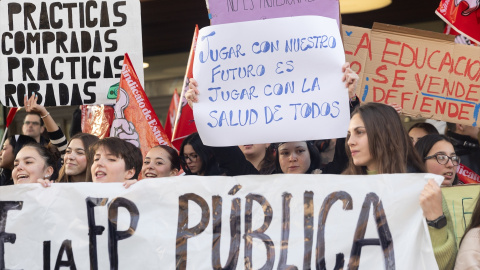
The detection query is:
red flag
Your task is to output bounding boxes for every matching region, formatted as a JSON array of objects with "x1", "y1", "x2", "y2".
[
  {"x1": 111, "y1": 53, "x2": 173, "y2": 159},
  {"x1": 172, "y1": 25, "x2": 199, "y2": 150},
  {"x1": 6, "y1": 108, "x2": 18, "y2": 128},
  {"x1": 81, "y1": 104, "x2": 115, "y2": 139},
  {"x1": 436, "y1": 0, "x2": 480, "y2": 44},
  {"x1": 164, "y1": 89, "x2": 179, "y2": 141},
  {"x1": 444, "y1": 25, "x2": 479, "y2": 46},
  {"x1": 457, "y1": 163, "x2": 480, "y2": 184}
]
